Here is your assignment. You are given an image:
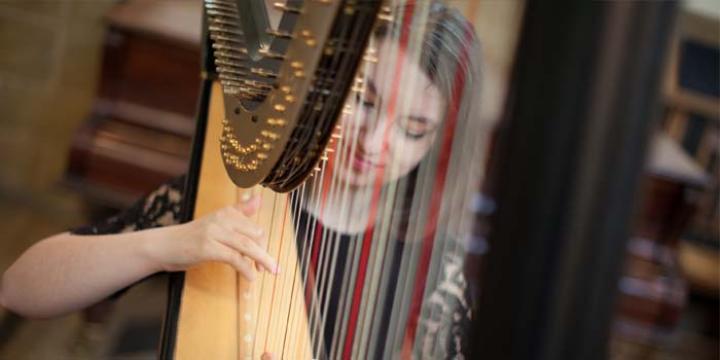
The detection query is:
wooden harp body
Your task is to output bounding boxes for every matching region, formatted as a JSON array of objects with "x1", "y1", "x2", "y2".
[{"x1": 162, "y1": 1, "x2": 492, "y2": 359}]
